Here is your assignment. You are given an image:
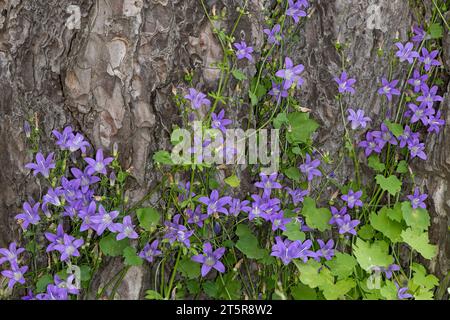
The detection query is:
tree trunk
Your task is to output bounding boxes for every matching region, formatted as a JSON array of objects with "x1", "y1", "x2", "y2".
[{"x1": 0, "y1": 0, "x2": 448, "y2": 299}]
